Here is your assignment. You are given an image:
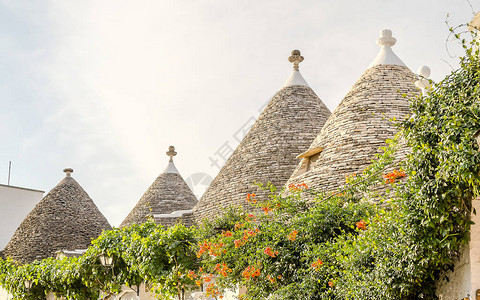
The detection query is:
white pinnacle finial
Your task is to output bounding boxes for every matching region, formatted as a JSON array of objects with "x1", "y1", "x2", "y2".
[
  {"x1": 376, "y1": 29, "x2": 396, "y2": 47},
  {"x1": 415, "y1": 65, "x2": 432, "y2": 95},
  {"x1": 63, "y1": 168, "x2": 73, "y2": 177},
  {"x1": 369, "y1": 29, "x2": 406, "y2": 68}
]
